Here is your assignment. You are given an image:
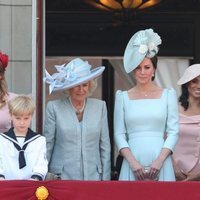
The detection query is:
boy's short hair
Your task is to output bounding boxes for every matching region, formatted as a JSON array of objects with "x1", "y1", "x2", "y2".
[{"x1": 8, "y1": 95, "x2": 35, "y2": 115}]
